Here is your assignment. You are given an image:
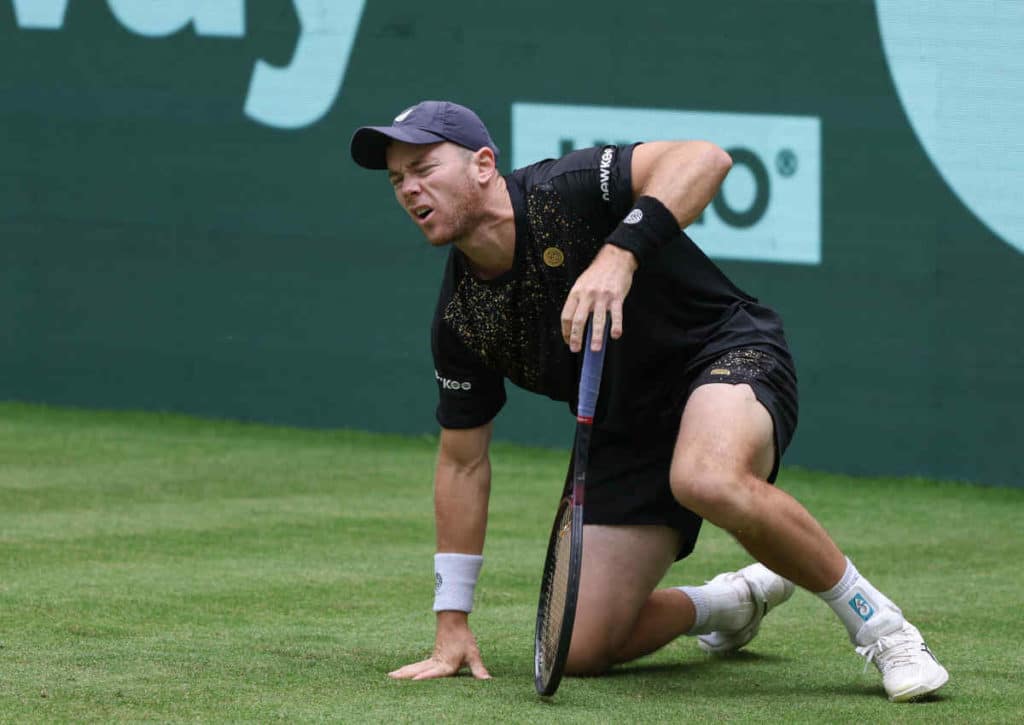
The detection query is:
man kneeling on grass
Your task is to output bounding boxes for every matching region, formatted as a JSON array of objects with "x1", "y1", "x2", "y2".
[{"x1": 350, "y1": 100, "x2": 949, "y2": 702}]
